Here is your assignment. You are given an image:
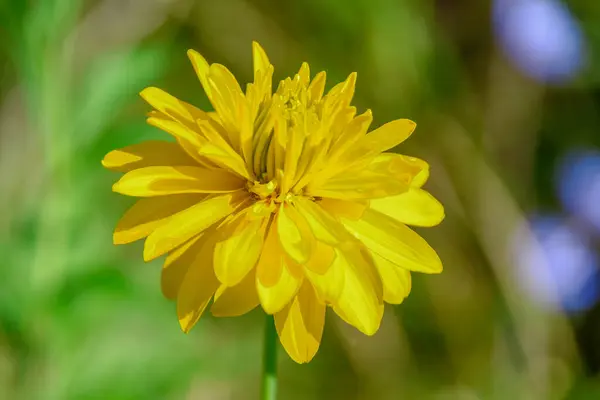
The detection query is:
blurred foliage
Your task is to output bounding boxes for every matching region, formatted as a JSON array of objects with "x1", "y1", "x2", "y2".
[{"x1": 1, "y1": 0, "x2": 600, "y2": 399}]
